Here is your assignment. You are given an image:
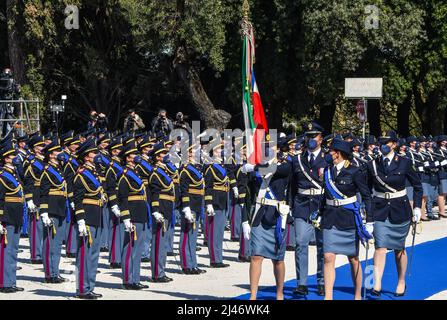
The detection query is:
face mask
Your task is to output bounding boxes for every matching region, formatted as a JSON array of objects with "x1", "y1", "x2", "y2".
[
  {"x1": 415, "y1": 142, "x2": 420, "y2": 149},
  {"x1": 93, "y1": 154, "x2": 102, "y2": 165},
  {"x1": 380, "y1": 144, "x2": 391, "y2": 156},
  {"x1": 162, "y1": 155, "x2": 170, "y2": 164},
  {"x1": 324, "y1": 154, "x2": 334, "y2": 165},
  {"x1": 57, "y1": 153, "x2": 65, "y2": 162},
  {"x1": 307, "y1": 139, "x2": 318, "y2": 151},
  {"x1": 133, "y1": 155, "x2": 142, "y2": 164}
]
